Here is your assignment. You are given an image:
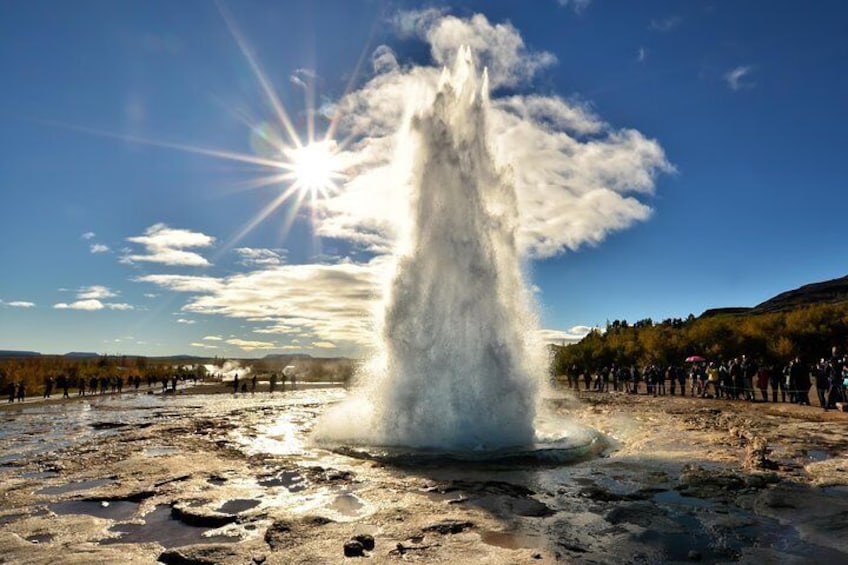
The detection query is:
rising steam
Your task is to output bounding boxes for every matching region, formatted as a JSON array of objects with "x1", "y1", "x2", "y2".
[{"x1": 316, "y1": 47, "x2": 544, "y2": 450}]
